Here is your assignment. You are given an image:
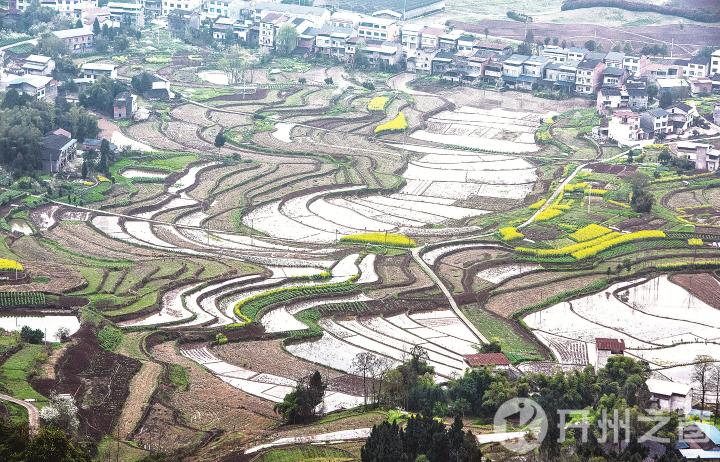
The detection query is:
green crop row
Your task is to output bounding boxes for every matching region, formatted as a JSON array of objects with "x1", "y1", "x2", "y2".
[{"x1": 0, "y1": 292, "x2": 46, "y2": 307}]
